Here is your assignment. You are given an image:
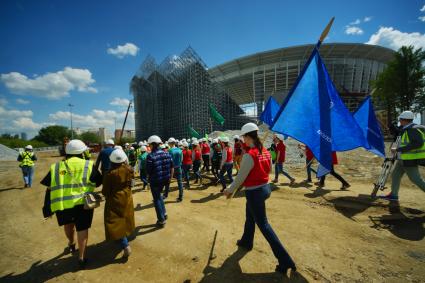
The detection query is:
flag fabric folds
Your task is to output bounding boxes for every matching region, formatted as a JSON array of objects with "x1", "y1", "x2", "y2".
[
  {"x1": 188, "y1": 126, "x2": 201, "y2": 139},
  {"x1": 260, "y1": 96, "x2": 280, "y2": 126},
  {"x1": 209, "y1": 104, "x2": 225, "y2": 125},
  {"x1": 270, "y1": 47, "x2": 366, "y2": 171},
  {"x1": 353, "y1": 96, "x2": 385, "y2": 157}
]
